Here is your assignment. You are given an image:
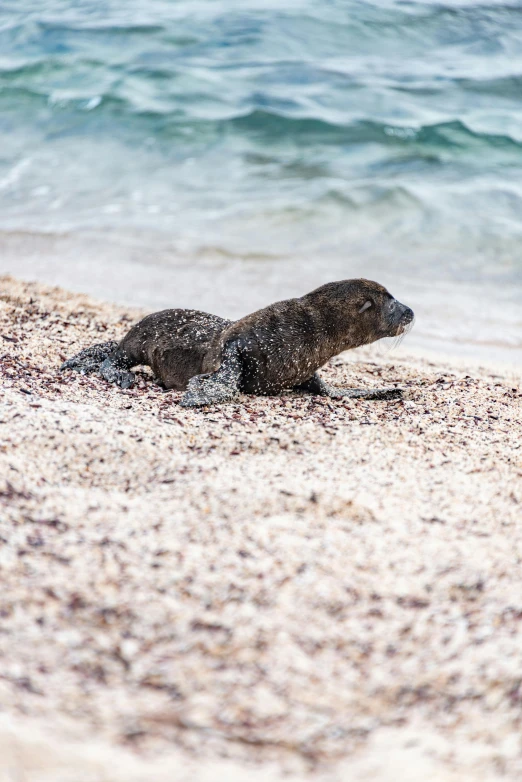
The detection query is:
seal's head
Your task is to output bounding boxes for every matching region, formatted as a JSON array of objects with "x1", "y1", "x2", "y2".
[
  {"x1": 306, "y1": 279, "x2": 414, "y2": 349},
  {"x1": 354, "y1": 279, "x2": 414, "y2": 341}
]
